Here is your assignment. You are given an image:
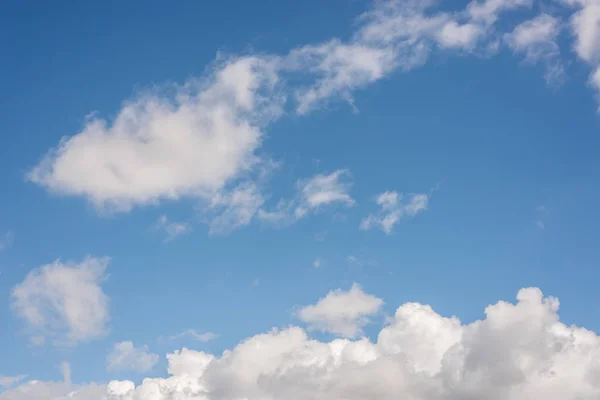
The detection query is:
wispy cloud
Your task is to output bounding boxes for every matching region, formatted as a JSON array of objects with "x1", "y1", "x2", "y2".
[
  {"x1": 0, "y1": 231, "x2": 13, "y2": 252},
  {"x1": 312, "y1": 258, "x2": 324, "y2": 268},
  {"x1": 361, "y1": 191, "x2": 429, "y2": 234},
  {"x1": 152, "y1": 215, "x2": 191, "y2": 242},
  {"x1": 259, "y1": 169, "x2": 355, "y2": 226},
  {"x1": 505, "y1": 14, "x2": 564, "y2": 84},
  {"x1": 163, "y1": 329, "x2": 219, "y2": 343},
  {"x1": 347, "y1": 255, "x2": 377, "y2": 267},
  {"x1": 535, "y1": 205, "x2": 549, "y2": 230},
  {"x1": 106, "y1": 342, "x2": 158, "y2": 373},
  {"x1": 10, "y1": 256, "x2": 110, "y2": 347}
]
